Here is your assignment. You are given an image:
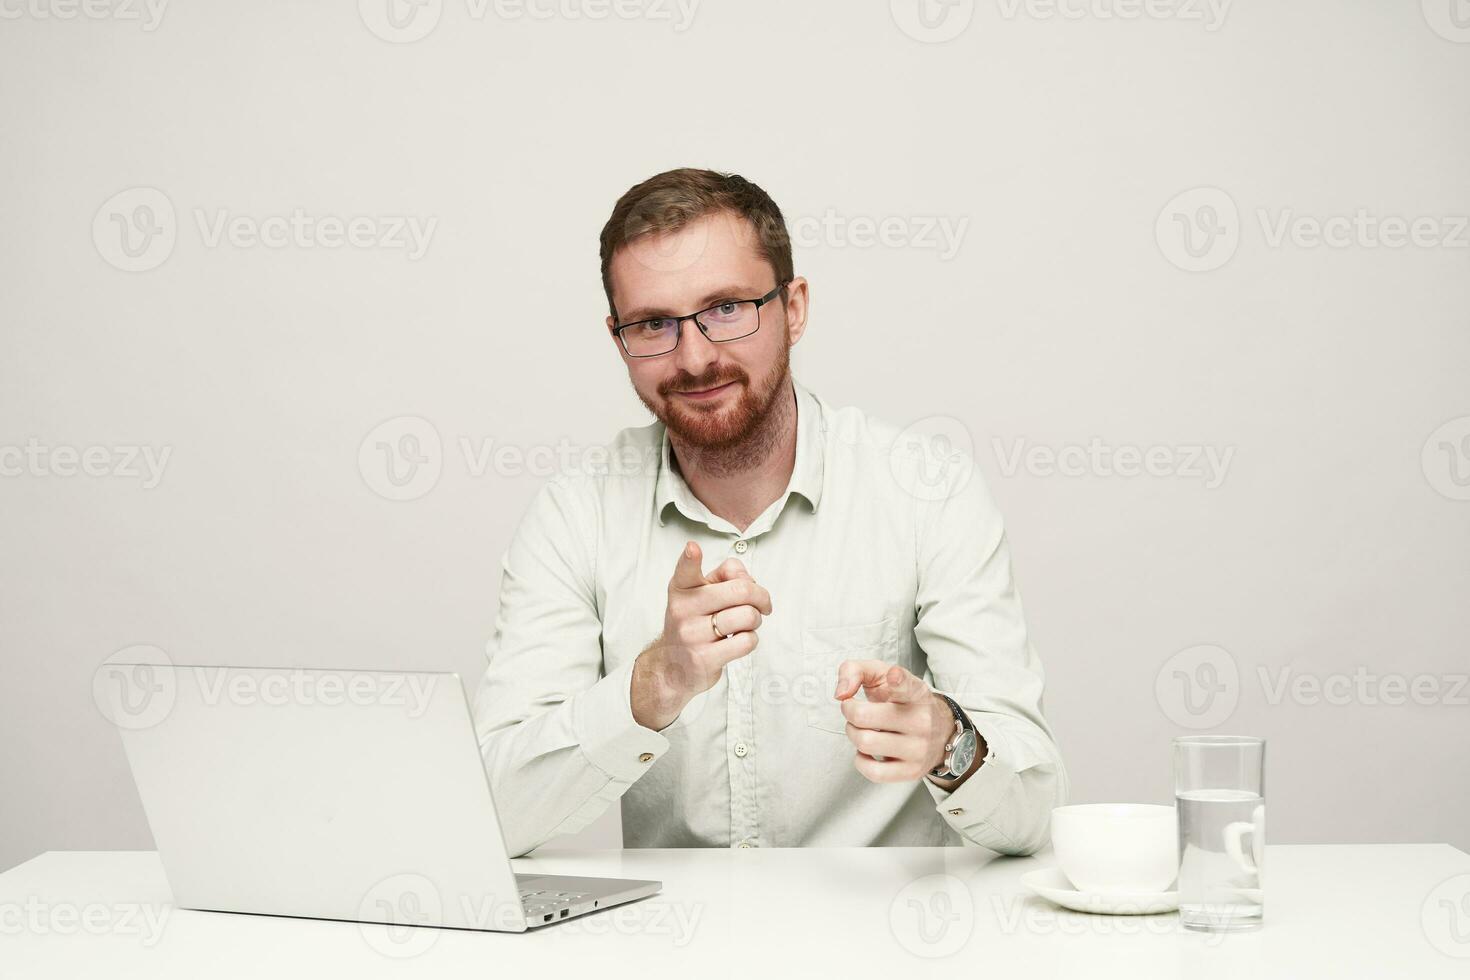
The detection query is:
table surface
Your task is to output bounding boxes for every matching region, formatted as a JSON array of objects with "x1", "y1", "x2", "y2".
[{"x1": 2, "y1": 844, "x2": 1468, "y2": 978}]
